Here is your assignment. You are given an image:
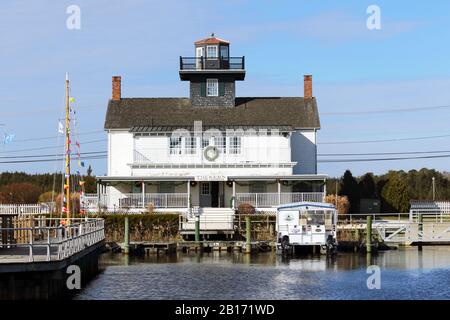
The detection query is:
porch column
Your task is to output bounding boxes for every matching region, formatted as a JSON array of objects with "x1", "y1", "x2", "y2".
[
  {"x1": 142, "y1": 181, "x2": 145, "y2": 209},
  {"x1": 101, "y1": 184, "x2": 106, "y2": 209},
  {"x1": 96, "y1": 182, "x2": 100, "y2": 212},
  {"x1": 187, "y1": 180, "x2": 191, "y2": 210},
  {"x1": 277, "y1": 180, "x2": 281, "y2": 205},
  {"x1": 323, "y1": 179, "x2": 327, "y2": 202},
  {"x1": 232, "y1": 181, "x2": 236, "y2": 209}
]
